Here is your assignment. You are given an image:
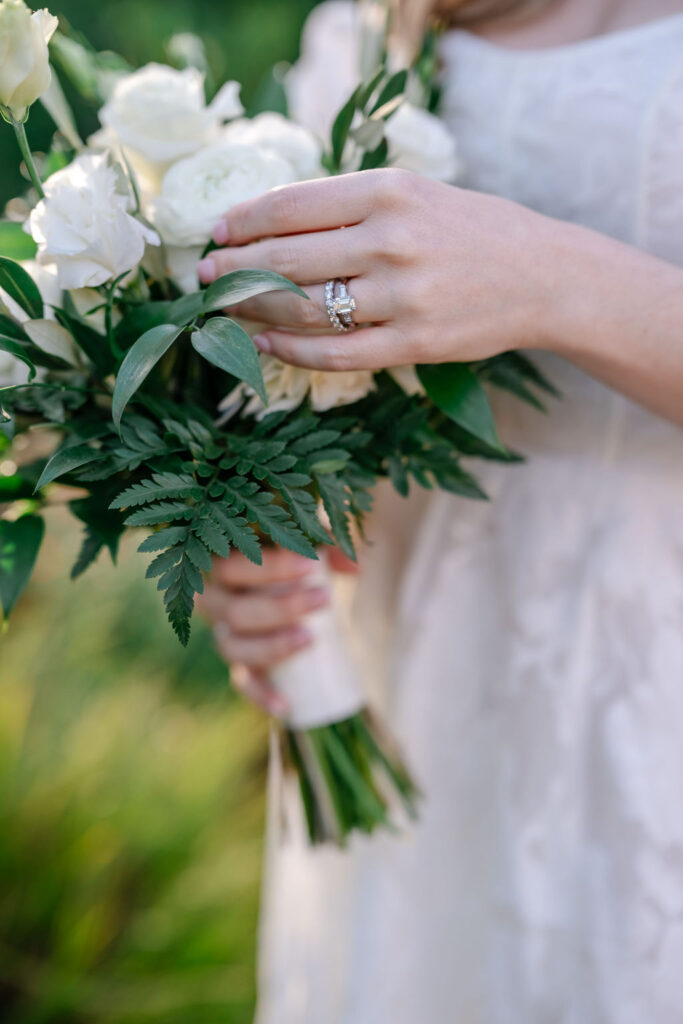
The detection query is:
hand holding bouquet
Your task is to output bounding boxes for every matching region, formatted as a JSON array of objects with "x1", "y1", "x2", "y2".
[{"x1": 0, "y1": 1, "x2": 555, "y2": 844}]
